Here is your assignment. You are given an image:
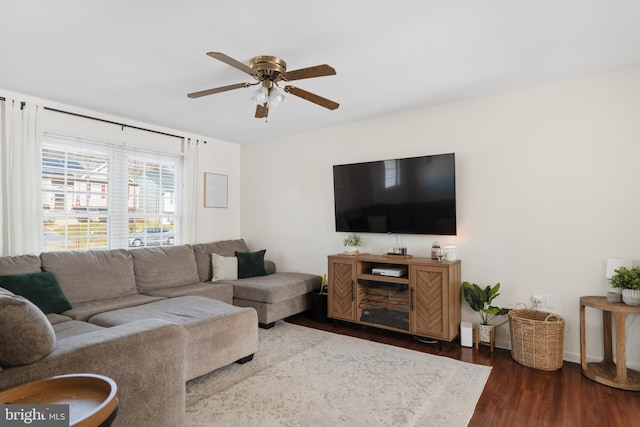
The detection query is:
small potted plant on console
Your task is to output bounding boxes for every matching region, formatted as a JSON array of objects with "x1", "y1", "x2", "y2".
[
  {"x1": 343, "y1": 233, "x2": 362, "y2": 255},
  {"x1": 609, "y1": 266, "x2": 640, "y2": 306},
  {"x1": 461, "y1": 281, "x2": 510, "y2": 346}
]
